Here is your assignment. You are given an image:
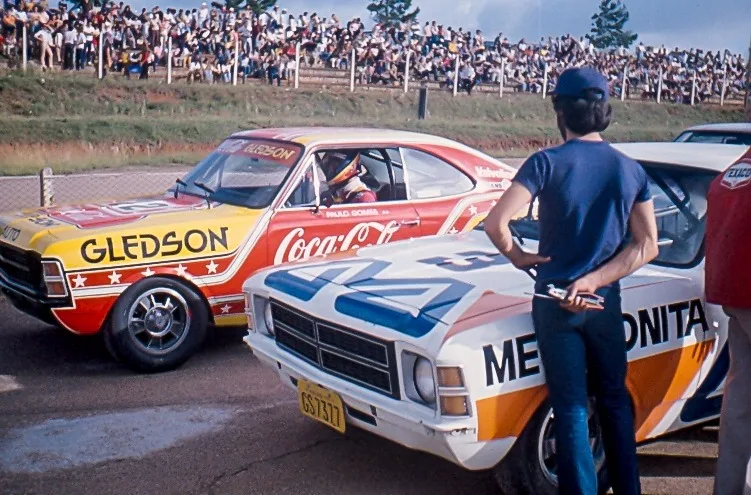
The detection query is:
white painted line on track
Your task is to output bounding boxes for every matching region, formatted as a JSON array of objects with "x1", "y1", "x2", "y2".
[{"x1": 0, "y1": 375, "x2": 22, "y2": 394}]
